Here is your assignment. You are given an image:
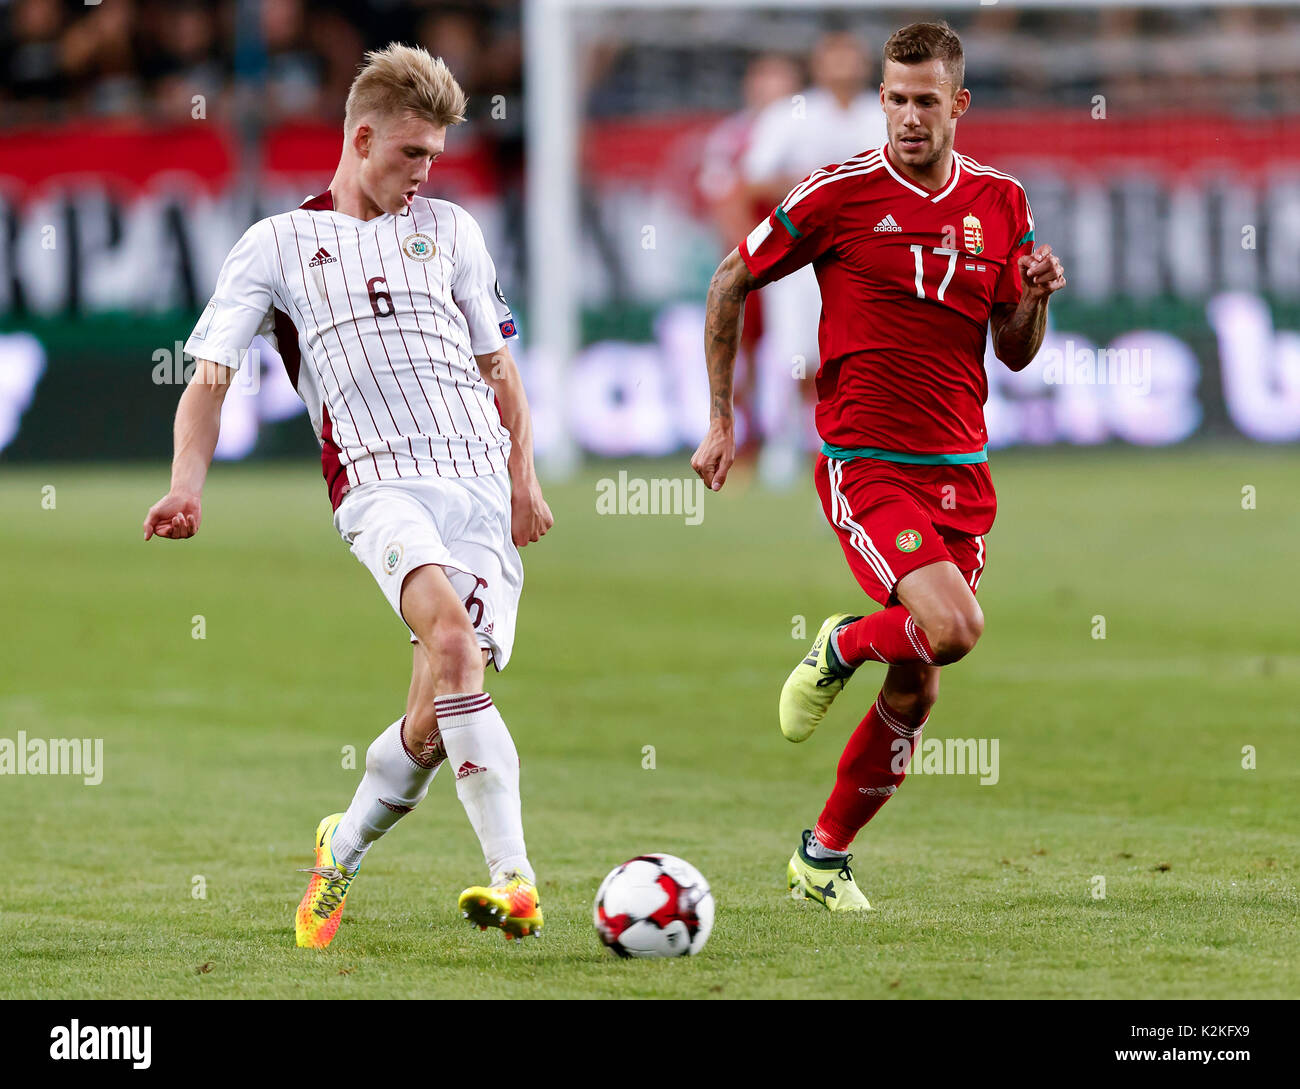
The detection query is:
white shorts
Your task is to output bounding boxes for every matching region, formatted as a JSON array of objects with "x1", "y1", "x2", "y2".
[{"x1": 332, "y1": 472, "x2": 523, "y2": 671}]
